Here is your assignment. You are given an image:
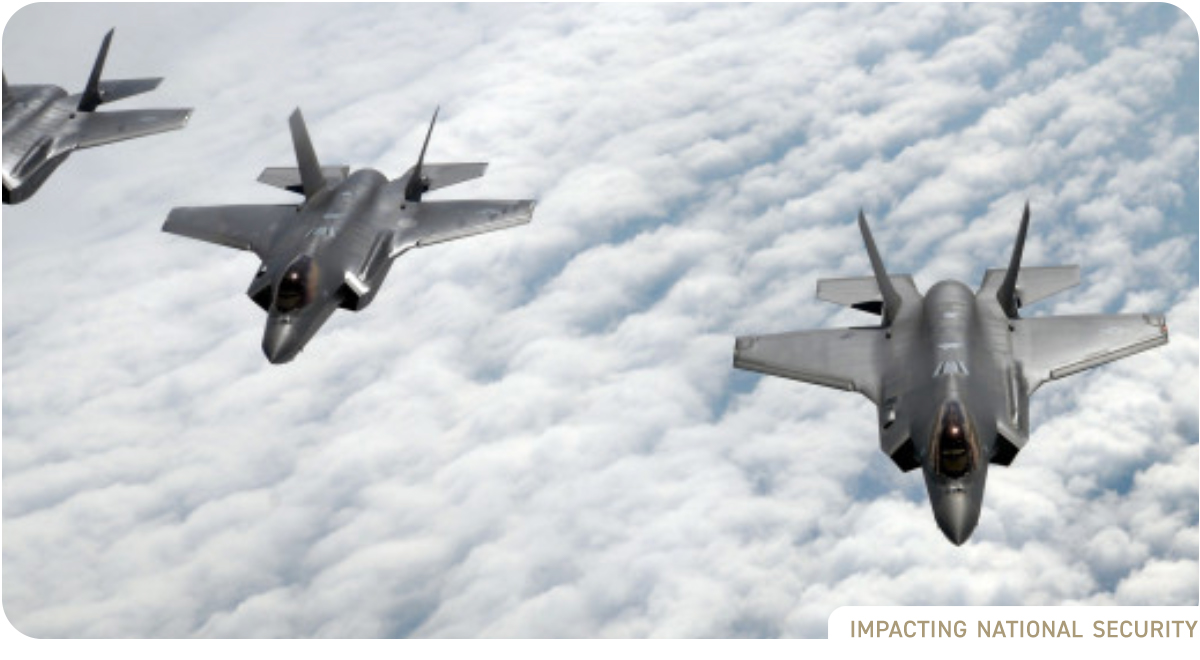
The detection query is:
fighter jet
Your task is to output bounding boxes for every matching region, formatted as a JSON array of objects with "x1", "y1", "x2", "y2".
[
  {"x1": 733, "y1": 205, "x2": 1168, "y2": 544},
  {"x1": 2, "y1": 29, "x2": 191, "y2": 204},
  {"x1": 163, "y1": 107, "x2": 535, "y2": 364}
]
